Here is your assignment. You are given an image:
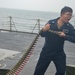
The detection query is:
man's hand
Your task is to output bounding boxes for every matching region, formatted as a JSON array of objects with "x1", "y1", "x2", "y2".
[
  {"x1": 42, "y1": 24, "x2": 50, "y2": 32},
  {"x1": 58, "y1": 32, "x2": 66, "y2": 37}
]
